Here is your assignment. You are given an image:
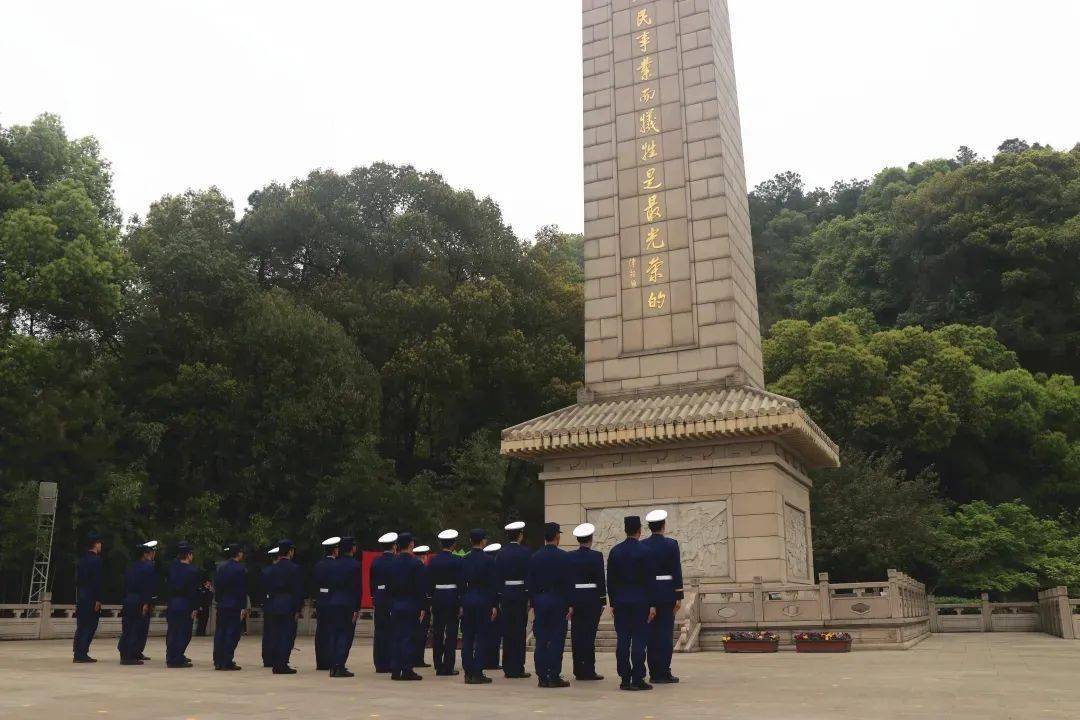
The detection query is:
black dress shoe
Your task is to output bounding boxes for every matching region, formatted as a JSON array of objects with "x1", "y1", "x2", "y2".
[
  {"x1": 228, "y1": 663, "x2": 242, "y2": 671},
  {"x1": 549, "y1": 678, "x2": 570, "y2": 688},
  {"x1": 73, "y1": 657, "x2": 98, "y2": 664},
  {"x1": 272, "y1": 666, "x2": 297, "y2": 675},
  {"x1": 505, "y1": 672, "x2": 532, "y2": 679},
  {"x1": 633, "y1": 680, "x2": 653, "y2": 690},
  {"x1": 576, "y1": 673, "x2": 604, "y2": 681},
  {"x1": 465, "y1": 674, "x2": 492, "y2": 684},
  {"x1": 415, "y1": 662, "x2": 432, "y2": 668},
  {"x1": 404, "y1": 671, "x2": 423, "y2": 681},
  {"x1": 138, "y1": 654, "x2": 151, "y2": 661},
  {"x1": 166, "y1": 662, "x2": 191, "y2": 668},
  {"x1": 120, "y1": 659, "x2": 144, "y2": 666},
  {"x1": 329, "y1": 667, "x2": 354, "y2": 678},
  {"x1": 619, "y1": 681, "x2": 640, "y2": 691},
  {"x1": 650, "y1": 675, "x2": 679, "y2": 684},
  {"x1": 436, "y1": 669, "x2": 461, "y2": 676}
]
